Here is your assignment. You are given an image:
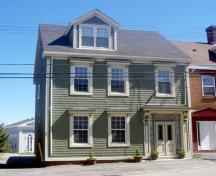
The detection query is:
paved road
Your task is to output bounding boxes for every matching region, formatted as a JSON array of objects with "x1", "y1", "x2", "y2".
[{"x1": 0, "y1": 159, "x2": 216, "y2": 176}]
